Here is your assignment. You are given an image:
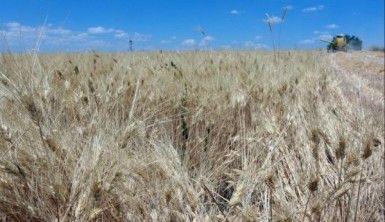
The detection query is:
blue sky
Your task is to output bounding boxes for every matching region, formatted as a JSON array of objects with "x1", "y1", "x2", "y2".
[{"x1": 0, "y1": 0, "x2": 383, "y2": 52}]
